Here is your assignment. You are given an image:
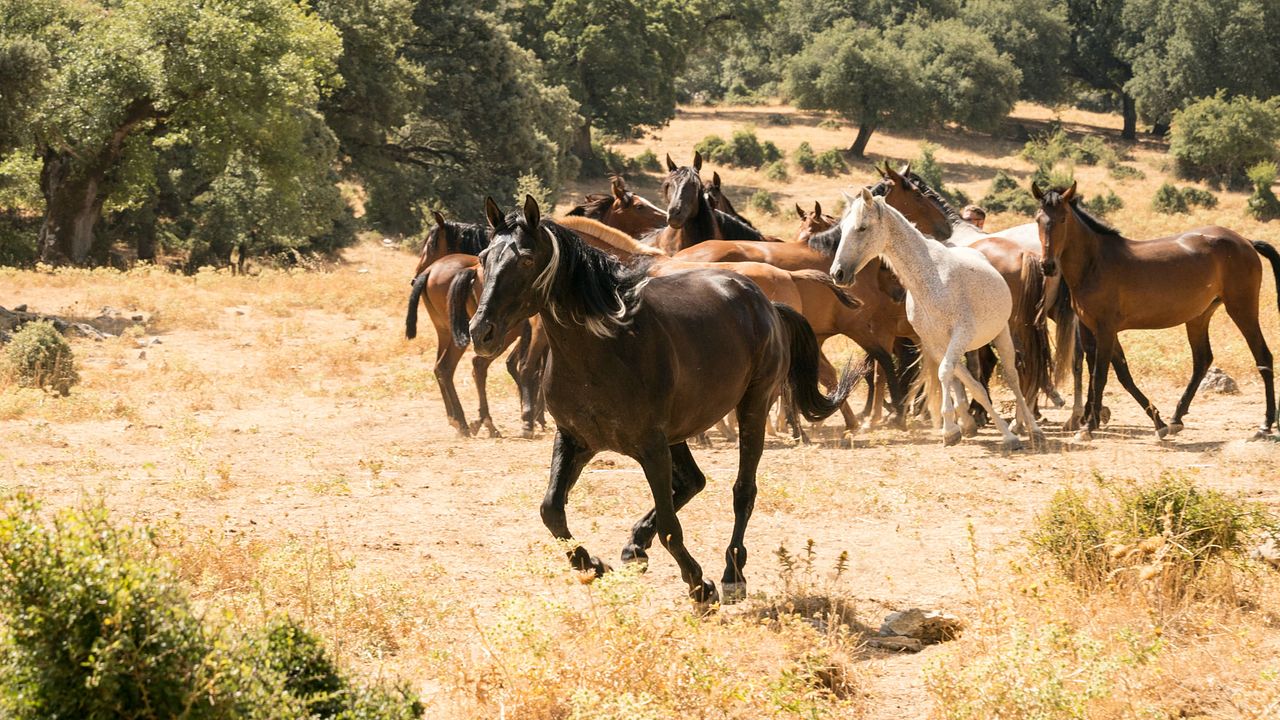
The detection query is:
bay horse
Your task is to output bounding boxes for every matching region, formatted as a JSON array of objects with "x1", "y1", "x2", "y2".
[
  {"x1": 831, "y1": 189, "x2": 1042, "y2": 450},
  {"x1": 565, "y1": 175, "x2": 668, "y2": 238},
  {"x1": 704, "y1": 171, "x2": 784, "y2": 243},
  {"x1": 1034, "y1": 182, "x2": 1280, "y2": 440},
  {"x1": 459, "y1": 195, "x2": 852, "y2": 604},
  {"x1": 405, "y1": 213, "x2": 543, "y2": 437},
  {"x1": 650, "y1": 152, "x2": 765, "y2": 253}
]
